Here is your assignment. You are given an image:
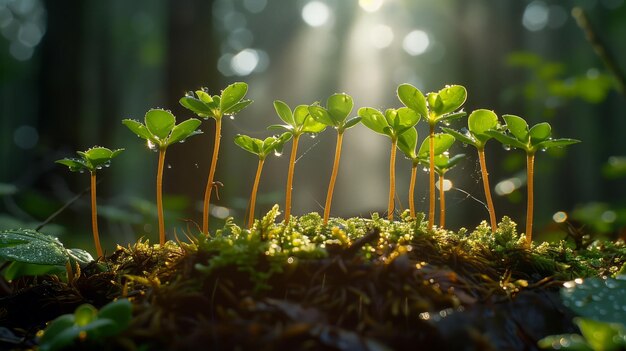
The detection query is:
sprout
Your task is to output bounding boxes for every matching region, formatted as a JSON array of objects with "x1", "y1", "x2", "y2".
[
  {"x1": 442, "y1": 109, "x2": 500, "y2": 232},
  {"x1": 358, "y1": 106, "x2": 420, "y2": 220},
  {"x1": 398, "y1": 84, "x2": 467, "y2": 229},
  {"x1": 56, "y1": 146, "x2": 124, "y2": 257},
  {"x1": 234, "y1": 133, "x2": 292, "y2": 228},
  {"x1": 122, "y1": 109, "x2": 201, "y2": 245},
  {"x1": 269, "y1": 100, "x2": 326, "y2": 224},
  {"x1": 308, "y1": 93, "x2": 361, "y2": 225},
  {"x1": 180, "y1": 82, "x2": 252, "y2": 234},
  {"x1": 398, "y1": 131, "x2": 455, "y2": 220},
  {"x1": 486, "y1": 115, "x2": 580, "y2": 245}
]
